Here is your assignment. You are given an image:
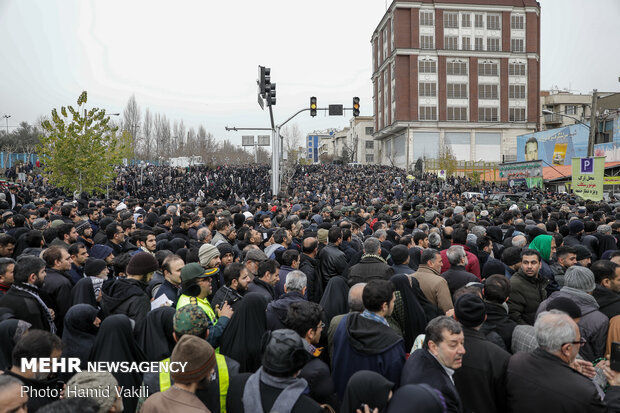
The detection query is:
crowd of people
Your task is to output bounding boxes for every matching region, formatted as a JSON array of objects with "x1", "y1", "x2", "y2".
[{"x1": 0, "y1": 163, "x2": 620, "y2": 412}]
